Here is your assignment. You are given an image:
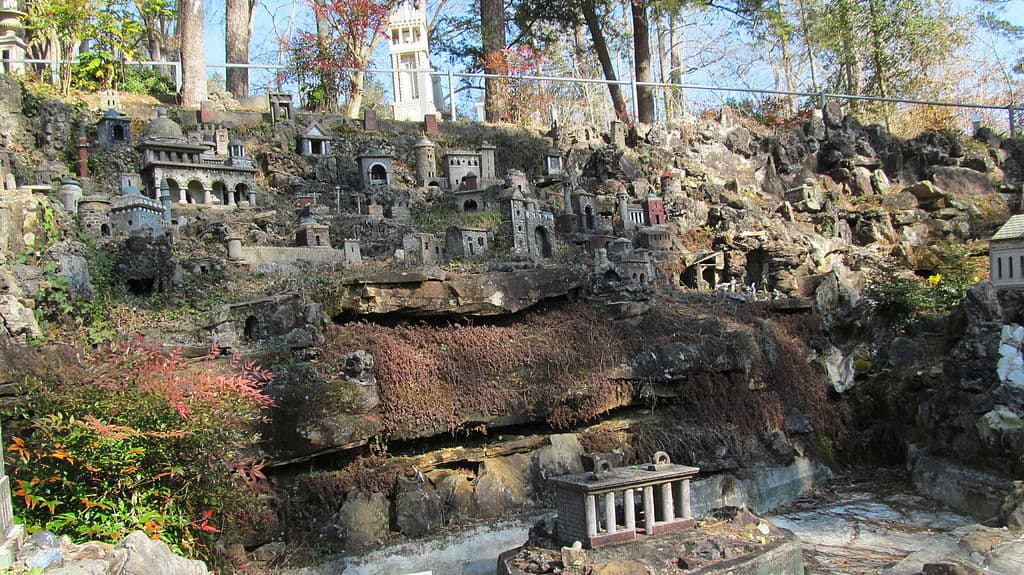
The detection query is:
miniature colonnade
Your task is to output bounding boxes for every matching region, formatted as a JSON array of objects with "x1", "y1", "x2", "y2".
[{"x1": 551, "y1": 452, "x2": 699, "y2": 548}]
